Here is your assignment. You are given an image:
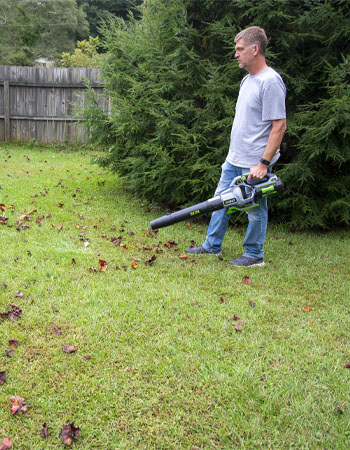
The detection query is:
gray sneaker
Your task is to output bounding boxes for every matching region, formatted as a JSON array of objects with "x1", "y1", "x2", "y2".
[
  {"x1": 185, "y1": 245, "x2": 221, "y2": 255},
  {"x1": 229, "y1": 255, "x2": 265, "y2": 266}
]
